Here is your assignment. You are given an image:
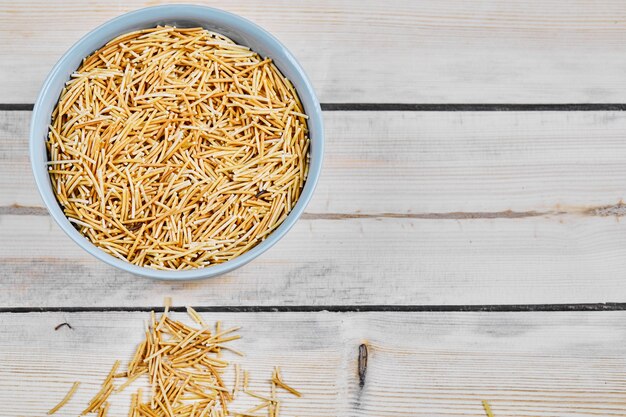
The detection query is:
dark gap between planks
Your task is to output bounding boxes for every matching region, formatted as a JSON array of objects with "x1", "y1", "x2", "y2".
[
  {"x1": 3, "y1": 303, "x2": 626, "y2": 313},
  {"x1": 322, "y1": 103, "x2": 626, "y2": 111},
  {"x1": 3, "y1": 103, "x2": 626, "y2": 111}
]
